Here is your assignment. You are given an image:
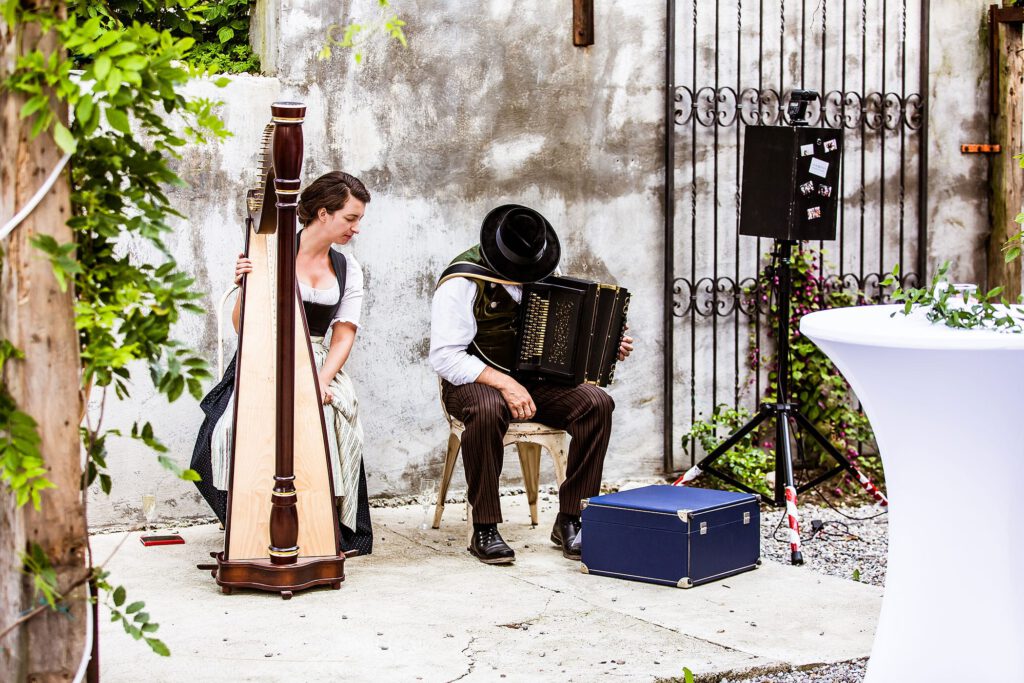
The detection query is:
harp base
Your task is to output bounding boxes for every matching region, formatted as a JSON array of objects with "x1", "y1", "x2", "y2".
[{"x1": 207, "y1": 551, "x2": 346, "y2": 599}]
